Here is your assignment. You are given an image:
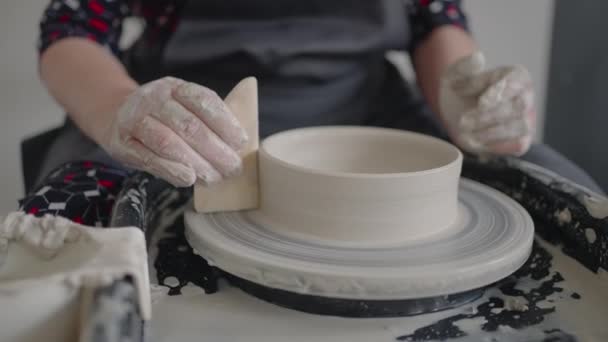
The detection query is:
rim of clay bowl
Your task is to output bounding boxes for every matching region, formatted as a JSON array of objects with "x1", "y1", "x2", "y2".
[{"x1": 260, "y1": 126, "x2": 463, "y2": 179}]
